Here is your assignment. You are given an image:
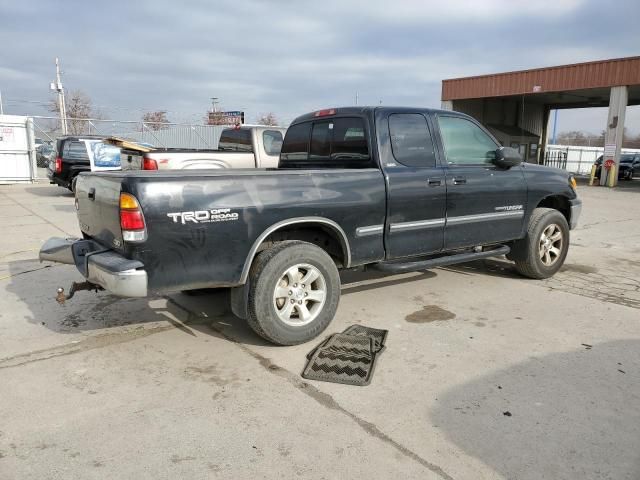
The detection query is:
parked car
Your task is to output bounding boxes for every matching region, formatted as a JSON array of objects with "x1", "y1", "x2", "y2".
[
  {"x1": 40, "y1": 106, "x2": 581, "y2": 345},
  {"x1": 120, "y1": 125, "x2": 287, "y2": 171},
  {"x1": 36, "y1": 143, "x2": 54, "y2": 168},
  {"x1": 593, "y1": 154, "x2": 640, "y2": 180},
  {"x1": 47, "y1": 135, "x2": 112, "y2": 191}
]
